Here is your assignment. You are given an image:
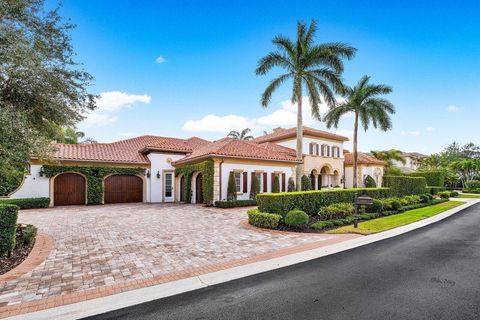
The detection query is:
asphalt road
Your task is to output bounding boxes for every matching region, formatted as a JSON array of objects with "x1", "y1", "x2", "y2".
[{"x1": 86, "y1": 203, "x2": 480, "y2": 320}]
